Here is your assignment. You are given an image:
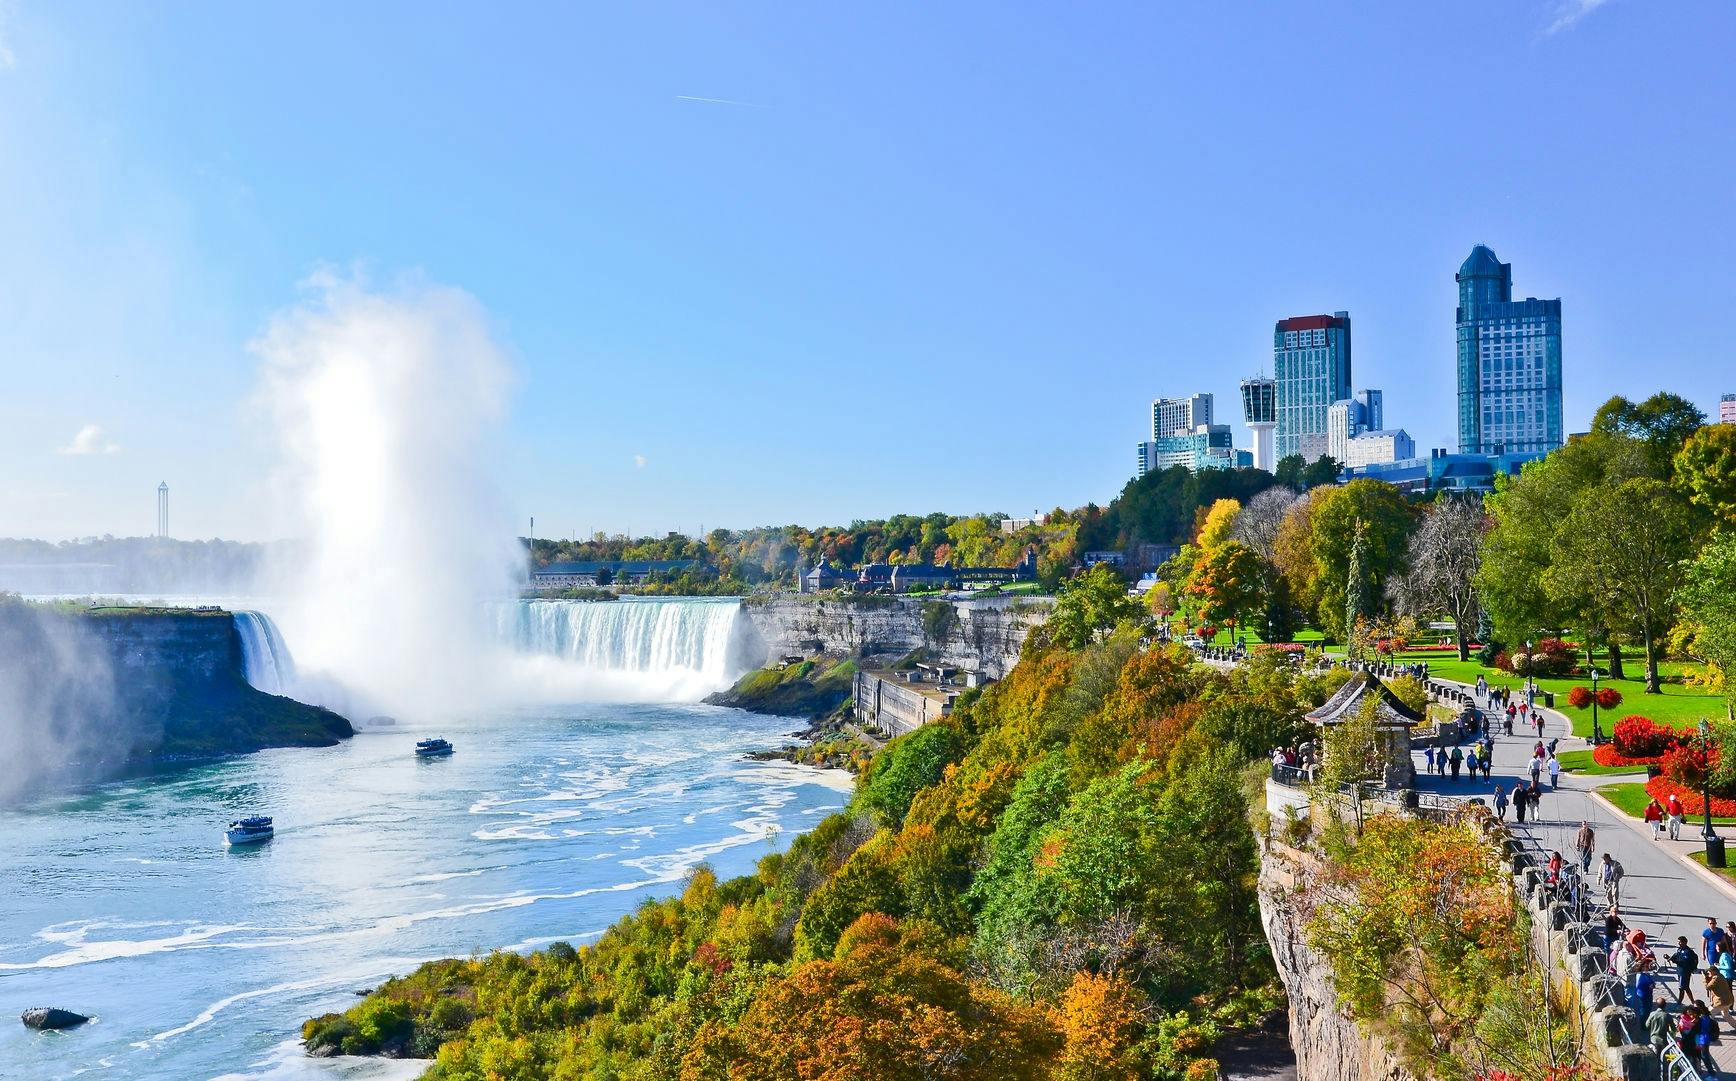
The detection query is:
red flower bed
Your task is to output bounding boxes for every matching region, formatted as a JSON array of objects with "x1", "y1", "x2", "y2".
[
  {"x1": 1567, "y1": 686, "x2": 1592, "y2": 709},
  {"x1": 1646, "y1": 775, "x2": 1736, "y2": 819},
  {"x1": 1593, "y1": 743, "x2": 1670, "y2": 768},
  {"x1": 1612, "y1": 715, "x2": 1680, "y2": 758}
]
